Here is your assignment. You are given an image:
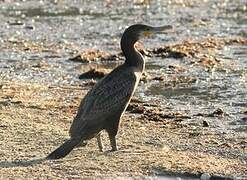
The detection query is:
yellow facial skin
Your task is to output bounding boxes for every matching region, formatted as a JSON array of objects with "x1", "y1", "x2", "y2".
[{"x1": 143, "y1": 31, "x2": 153, "y2": 37}]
